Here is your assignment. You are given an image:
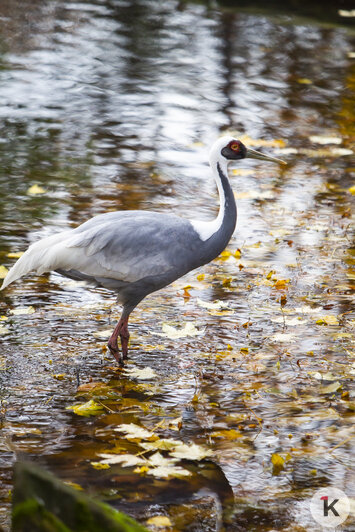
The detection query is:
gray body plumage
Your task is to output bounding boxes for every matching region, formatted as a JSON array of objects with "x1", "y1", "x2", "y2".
[
  {"x1": 57, "y1": 211, "x2": 210, "y2": 313},
  {"x1": 56, "y1": 163, "x2": 236, "y2": 315}
]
